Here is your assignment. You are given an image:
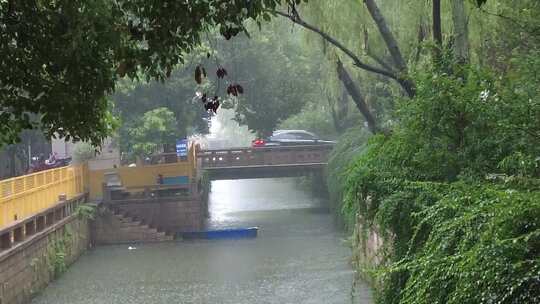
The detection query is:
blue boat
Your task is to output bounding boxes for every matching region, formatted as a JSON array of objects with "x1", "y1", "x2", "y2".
[{"x1": 179, "y1": 227, "x2": 259, "y2": 240}]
